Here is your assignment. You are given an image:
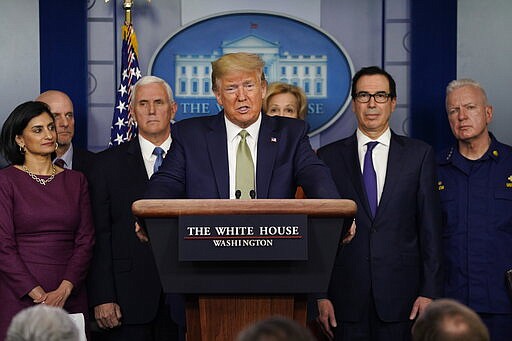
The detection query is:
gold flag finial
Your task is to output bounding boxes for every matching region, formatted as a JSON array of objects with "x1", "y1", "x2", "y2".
[
  {"x1": 104, "y1": 1, "x2": 151, "y2": 26},
  {"x1": 123, "y1": 0, "x2": 134, "y2": 25}
]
